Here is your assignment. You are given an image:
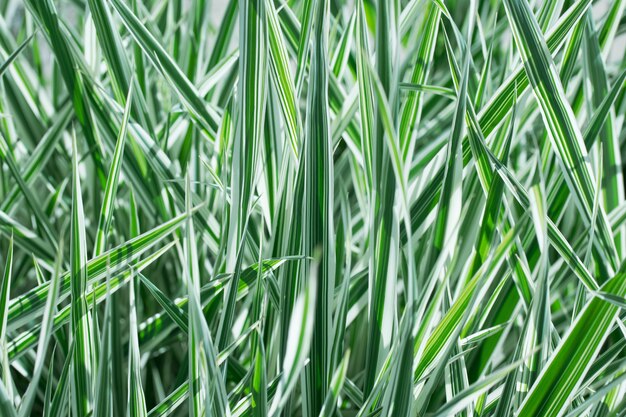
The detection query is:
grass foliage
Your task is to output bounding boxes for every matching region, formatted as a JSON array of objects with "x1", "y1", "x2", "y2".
[{"x1": 0, "y1": 0, "x2": 626, "y2": 415}]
